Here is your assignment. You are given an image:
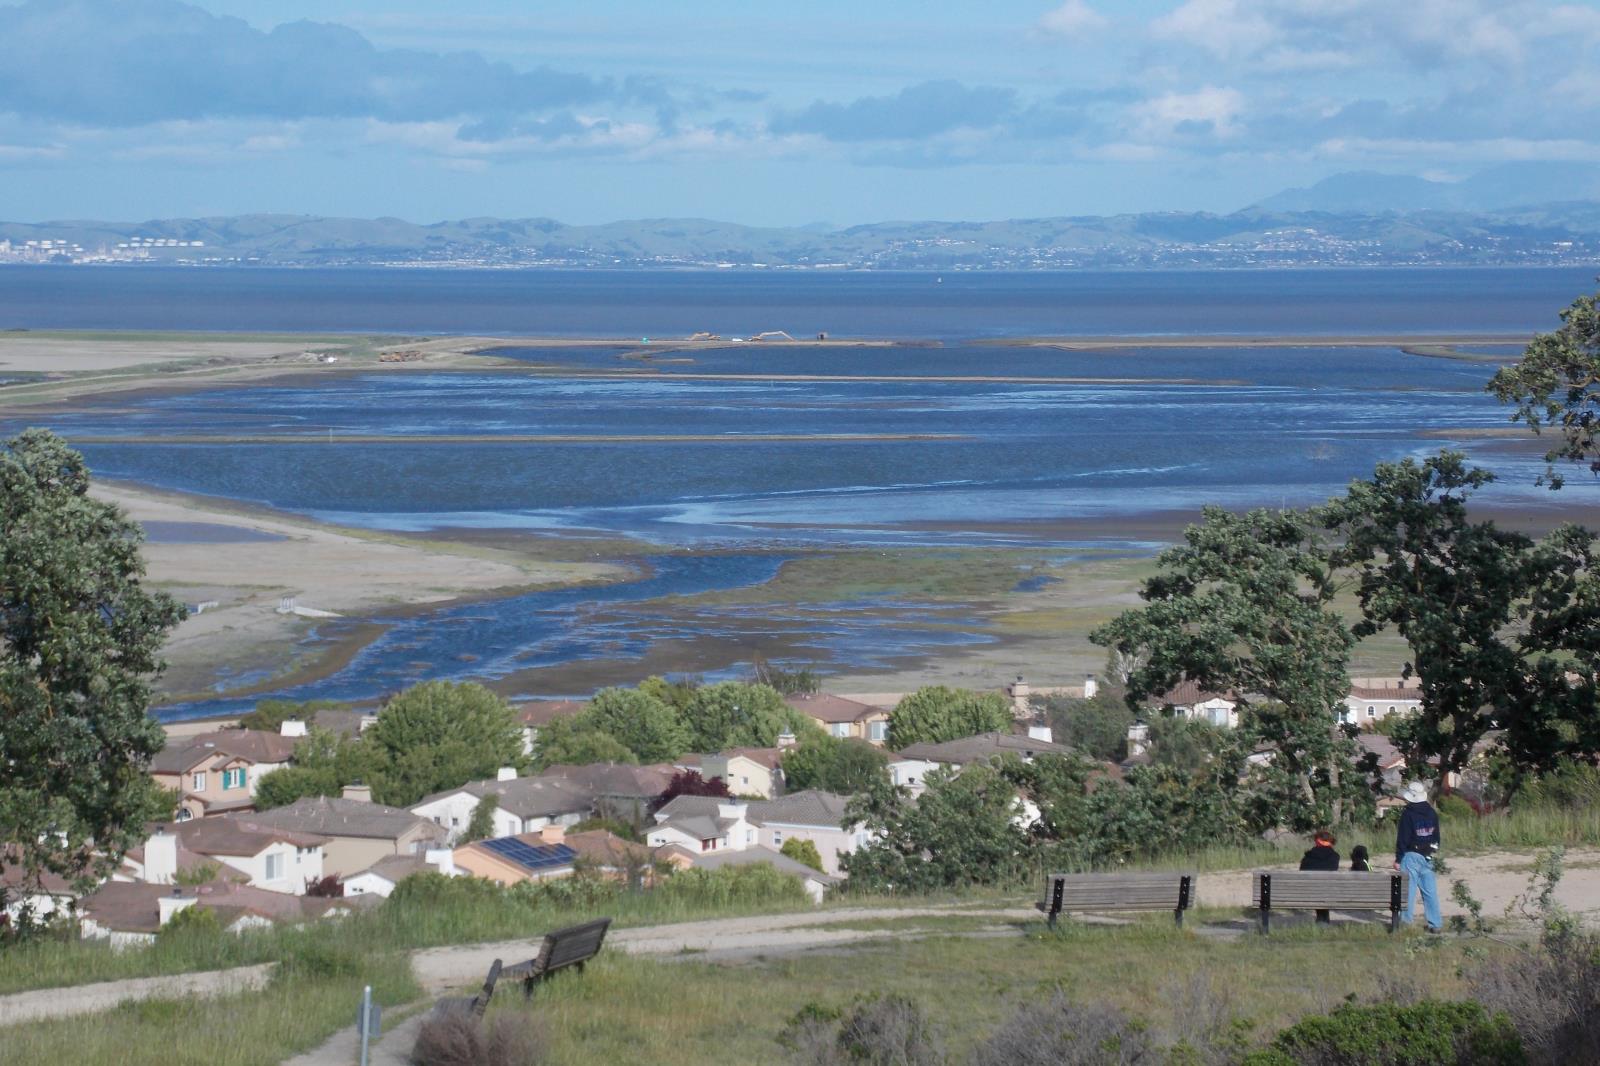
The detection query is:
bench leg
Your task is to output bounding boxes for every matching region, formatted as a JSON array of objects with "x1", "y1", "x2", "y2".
[
  {"x1": 1047, "y1": 910, "x2": 1058, "y2": 931},
  {"x1": 1259, "y1": 909, "x2": 1271, "y2": 936},
  {"x1": 1173, "y1": 908, "x2": 1184, "y2": 928},
  {"x1": 1388, "y1": 909, "x2": 1399, "y2": 935}
]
